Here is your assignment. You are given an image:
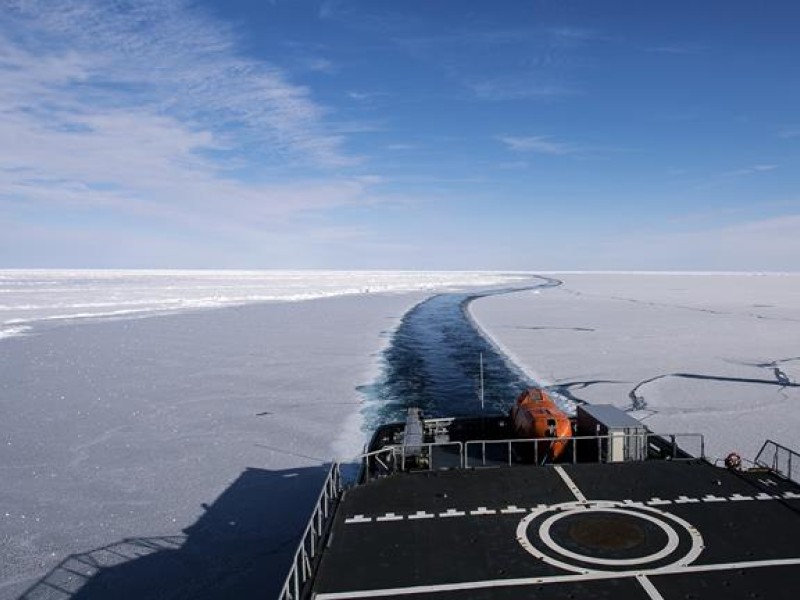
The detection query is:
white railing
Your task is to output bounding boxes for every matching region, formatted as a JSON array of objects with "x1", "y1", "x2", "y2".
[
  {"x1": 464, "y1": 432, "x2": 705, "y2": 468},
  {"x1": 362, "y1": 441, "x2": 464, "y2": 482},
  {"x1": 278, "y1": 464, "x2": 342, "y2": 600},
  {"x1": 754, "y1": 439, "x2": 800, "y2": 484}
]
